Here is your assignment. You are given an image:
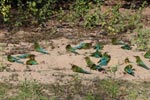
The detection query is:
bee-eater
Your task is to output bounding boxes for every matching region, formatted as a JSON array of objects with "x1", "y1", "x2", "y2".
[
  {"x1": 98, "y1": 52, "x2": 111, "y2": 66},
  {"x1": 66, "y1": 44, "x2": 79, "y2": 54},
  {"x1": 112, "y1": 38, "x2": 124, "y2": 45},
  {"x1": 34, "y1": 42, "x2": 49, "y2": 54},
  {"x1": 94, "y1": 42, "x2": 104, "y2": 51},
  {"x1": 121, "y1": 44, "x2": 132, "y2": 50},
  {"x1": 17, "y1": 54, "x2": 33, "y2": 59},
  {"x1": 90, "y1": 50, "x2": 102, "y2": 58},
  {"x1": 71, "y1": 64, "x2": 91, "y2": 74},
  {"x1": 26, "y1": 54, "x2": 38, "y2": 65},
  {"x1": 134, "y1": 56, "x2": 150, "y2": 70},
  {"x1": 84, "y1": 56, "x2": 95, "y2": 68},
  {"x1": 144, "y1": 50, "x2": 150, "y2": 59},
  {"x1": 124, "y1": 57, "x2": 132, "y2": 64},
  {"x1": 124, "y1": 64, "x2": 135, "y2": 76},
  {"x1": 7, "y1": 55, "x2": 24, "y2": 64},
  {"x1": 74, "y1": 42, "x2": 92, "y2": 49}
]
